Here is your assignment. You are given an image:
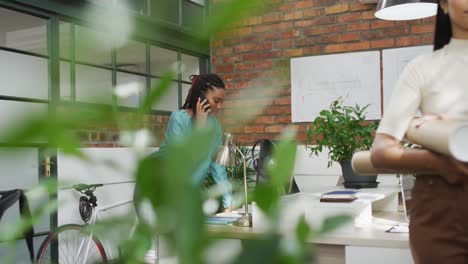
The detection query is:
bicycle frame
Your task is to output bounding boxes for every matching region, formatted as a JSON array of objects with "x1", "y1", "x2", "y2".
[{"x1": 74, "y1": 199, "x2": 135, "y2": 264}]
